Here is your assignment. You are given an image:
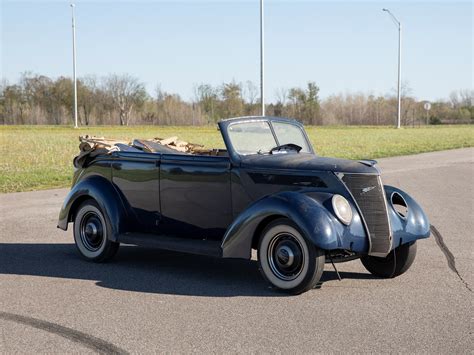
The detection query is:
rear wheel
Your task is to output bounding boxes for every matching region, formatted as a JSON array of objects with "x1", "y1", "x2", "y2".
[
  {"x1": 73, "y1": 200, "x2": 119, "y2": 262},
  {"x1": 258, "y1": 218, "x2": 325, "y2": 294},
  {"x1": 361, "y1": 241, "x2": 417, "y2": 278}
]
